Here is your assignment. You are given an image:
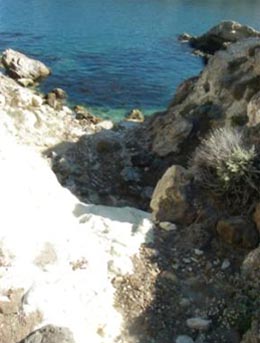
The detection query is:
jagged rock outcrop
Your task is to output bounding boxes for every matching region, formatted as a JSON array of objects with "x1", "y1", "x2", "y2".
[
  {"x1": 2, "y1": 49, "x2": 51, "y2": 84},
  {"x1": 0, "y1": 71, "x2": 93, "y2": 148},
  {"x1": 52, "y1": 36, "x2": 260, "y2": 209},
  {"x1": 180, "y1": 21, "x2": 260, "y2": 59}
]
